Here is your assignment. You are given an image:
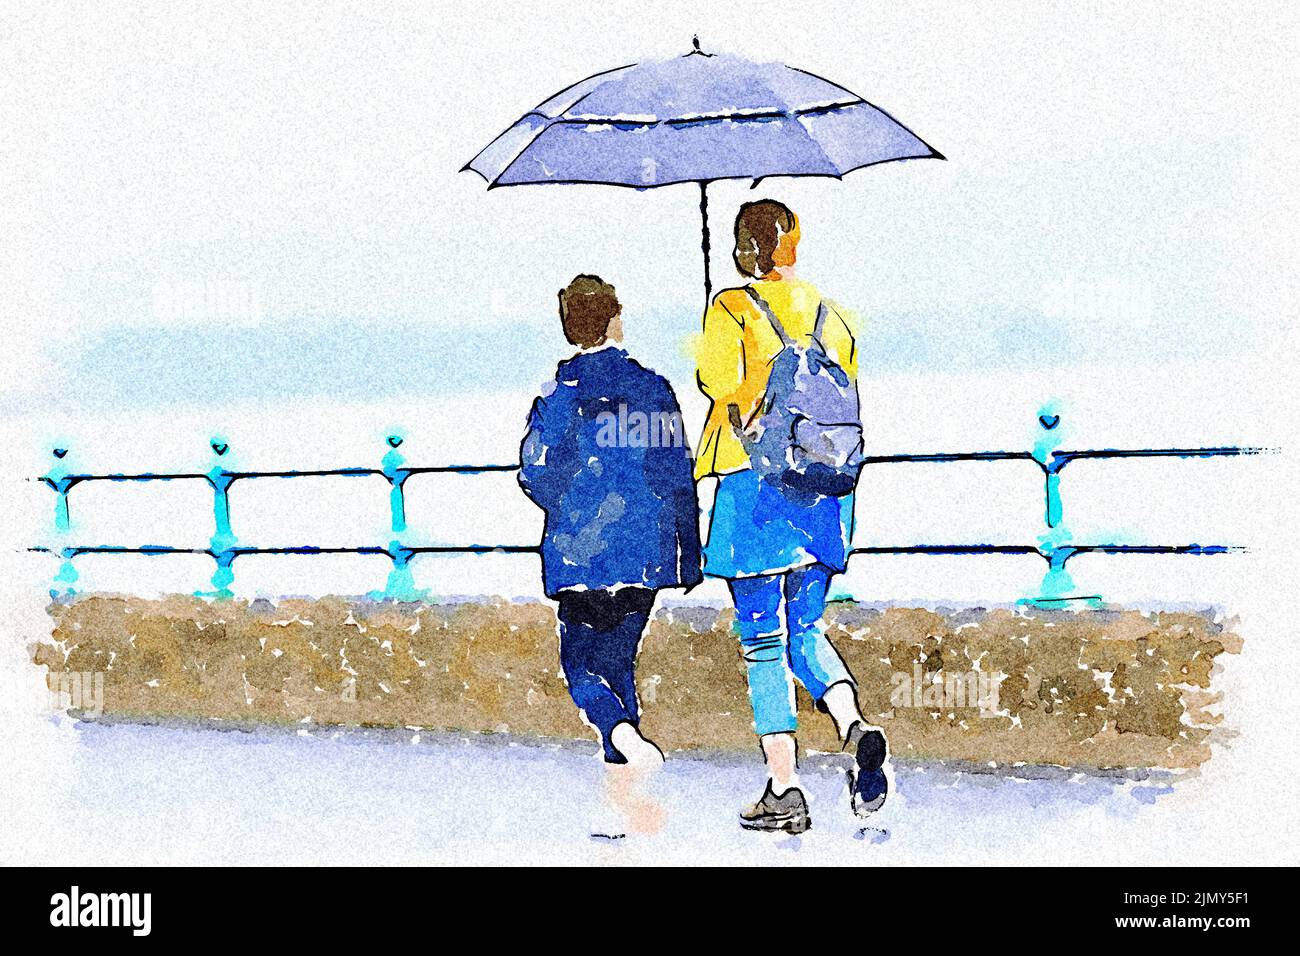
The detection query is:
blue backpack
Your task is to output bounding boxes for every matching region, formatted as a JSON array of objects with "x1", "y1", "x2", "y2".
[{"x1": 736, "y1": 287, "x2": 866, "y2": 499}]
